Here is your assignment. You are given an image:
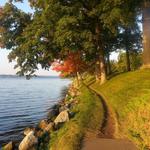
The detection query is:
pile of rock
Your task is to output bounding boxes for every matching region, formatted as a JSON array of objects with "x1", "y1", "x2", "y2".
[
  {"x1": 68, "y1": 85, "x2": 81, "y2": 98},
  {"x1": 3, "y1": 85, "x2": 80, "y2": 150}
]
